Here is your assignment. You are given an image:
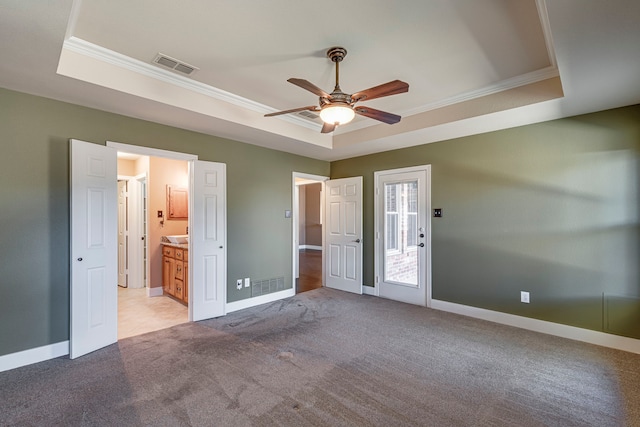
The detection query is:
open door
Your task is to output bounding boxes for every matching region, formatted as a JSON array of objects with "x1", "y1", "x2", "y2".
[
  {"x1": 190, "y1": 160, "x2": 226, "y2": 321},
  {"x1": 70, "y1": 139, "x2": 118, "y2": 359},
  {"x1": 324, "y1": 176, "x2": 363, "y2": 294}
]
